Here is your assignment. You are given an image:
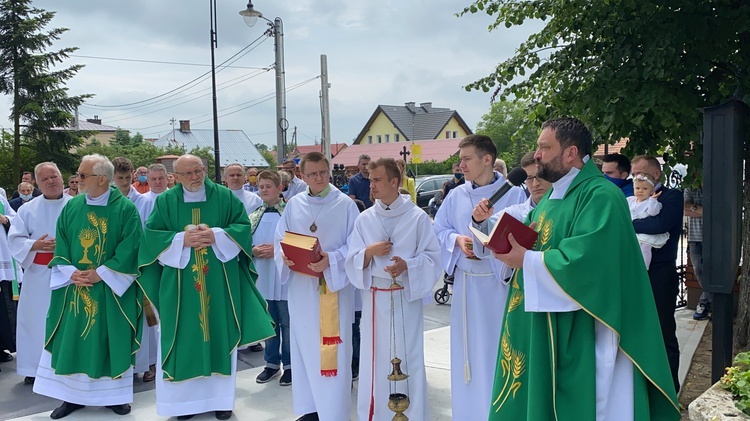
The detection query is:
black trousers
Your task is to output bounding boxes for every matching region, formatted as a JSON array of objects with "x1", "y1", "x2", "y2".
[
  {"x1": 648, "y1": 262, "x2": 680, "y2": 393},
  {"x1": 0, "y1": 280, "x2": 16, "y2": 353}
]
